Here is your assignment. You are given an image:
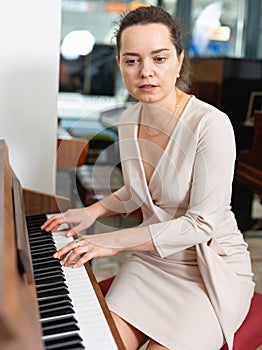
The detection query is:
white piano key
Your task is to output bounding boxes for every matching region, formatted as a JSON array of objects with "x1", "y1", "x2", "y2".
[{"x1": 51, "y1": 229, "x2": 118, "y2": 350}]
